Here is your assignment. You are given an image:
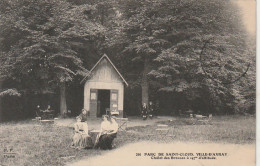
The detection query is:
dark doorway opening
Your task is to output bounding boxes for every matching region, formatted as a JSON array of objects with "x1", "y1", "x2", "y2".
[{"x1": 97, "y1": 90, "x2": 110, "y2": 117}]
